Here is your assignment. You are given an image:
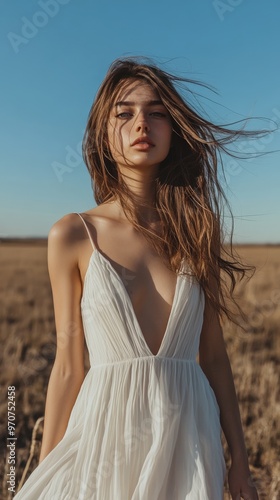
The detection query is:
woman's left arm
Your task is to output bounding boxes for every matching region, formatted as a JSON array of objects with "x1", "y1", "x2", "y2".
[{"x1": 199, "y1": 296, "x2": 259, "y2": 500}]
